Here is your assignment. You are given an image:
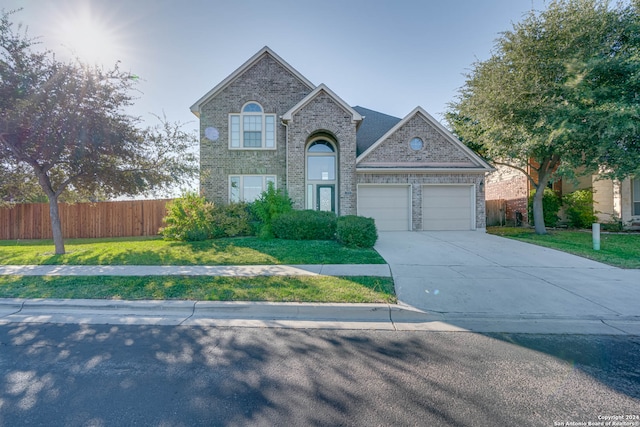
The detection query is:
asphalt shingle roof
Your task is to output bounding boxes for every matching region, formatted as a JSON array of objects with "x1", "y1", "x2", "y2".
[{"x1": 352, "y1": 106, "x2": 401, "y2": 157}]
